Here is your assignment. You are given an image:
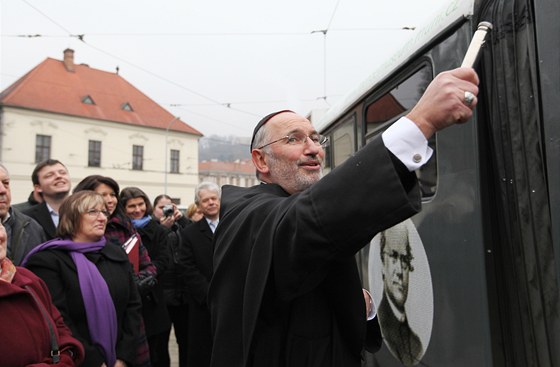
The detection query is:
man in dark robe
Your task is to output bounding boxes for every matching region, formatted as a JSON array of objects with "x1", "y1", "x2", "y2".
[{"x1": 208, "y1": 67, "x2": 479, "y2": 367}]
